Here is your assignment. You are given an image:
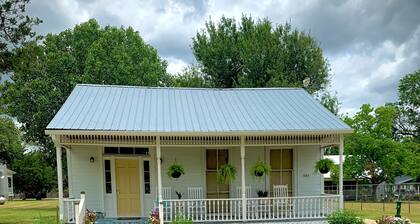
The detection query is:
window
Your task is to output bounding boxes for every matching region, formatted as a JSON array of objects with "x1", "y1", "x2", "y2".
[
  {"x1": 206, "y1": 149, "x2": 229, "y2": 199},
  {"x1": 270, "y1": 149, "x2": 293, "y2": 196},
  {"x1": 7, "y1": 177, "x2": 12, "y2": 188},
  {"x1": 104, "y1": 160, "x2": 112, "y2": 194},
  {"x1": 143, "y1": 160, "x2": 151, "y2": 194},
  {"x1": 104, "y1": 147, "x2": 149, "y2": 155}
]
